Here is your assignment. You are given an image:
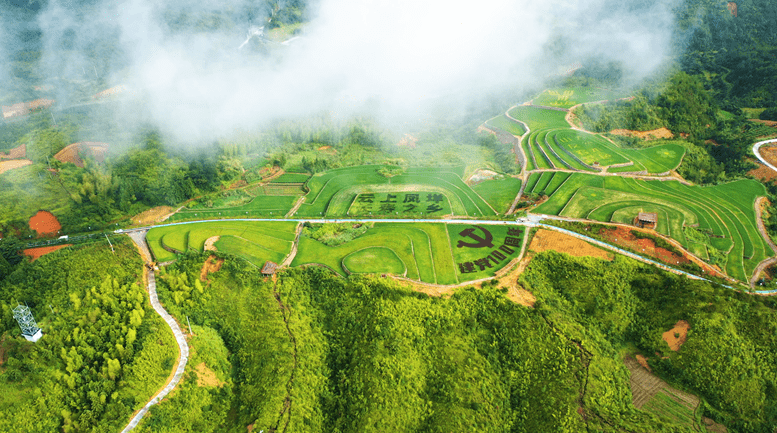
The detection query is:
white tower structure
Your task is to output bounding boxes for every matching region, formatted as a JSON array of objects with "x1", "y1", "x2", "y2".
[{"x1": 12, "y1": 305, "x2": 43, "y2": 342}]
